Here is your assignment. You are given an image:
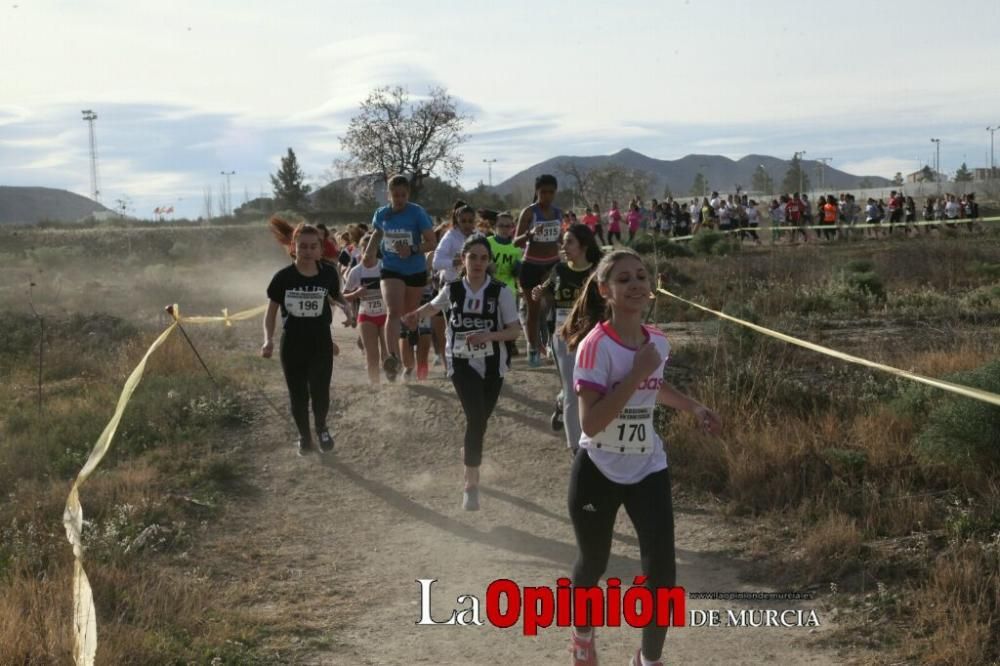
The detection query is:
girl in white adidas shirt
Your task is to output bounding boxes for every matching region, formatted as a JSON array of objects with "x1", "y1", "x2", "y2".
[{"x1": 560, "y1": 248, "x2": 721, "y2": 666}]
